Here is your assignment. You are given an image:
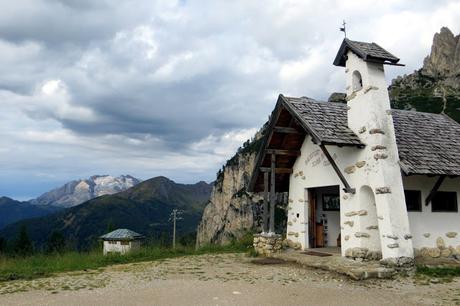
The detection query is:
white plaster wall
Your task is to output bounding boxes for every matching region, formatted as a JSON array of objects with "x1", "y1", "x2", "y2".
[
  {"x1": 344, "y1": 51, "x2": 413, "y2": 259},
  {"x1": 403, "y1": 175, "x2": 460, "y2": 250},
  {"x1": 103, "y1": 240, "x2": 136, "y2": 255},
  {"x1": 287, "y1": 135, "x2": 358, "y2": 250}
]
